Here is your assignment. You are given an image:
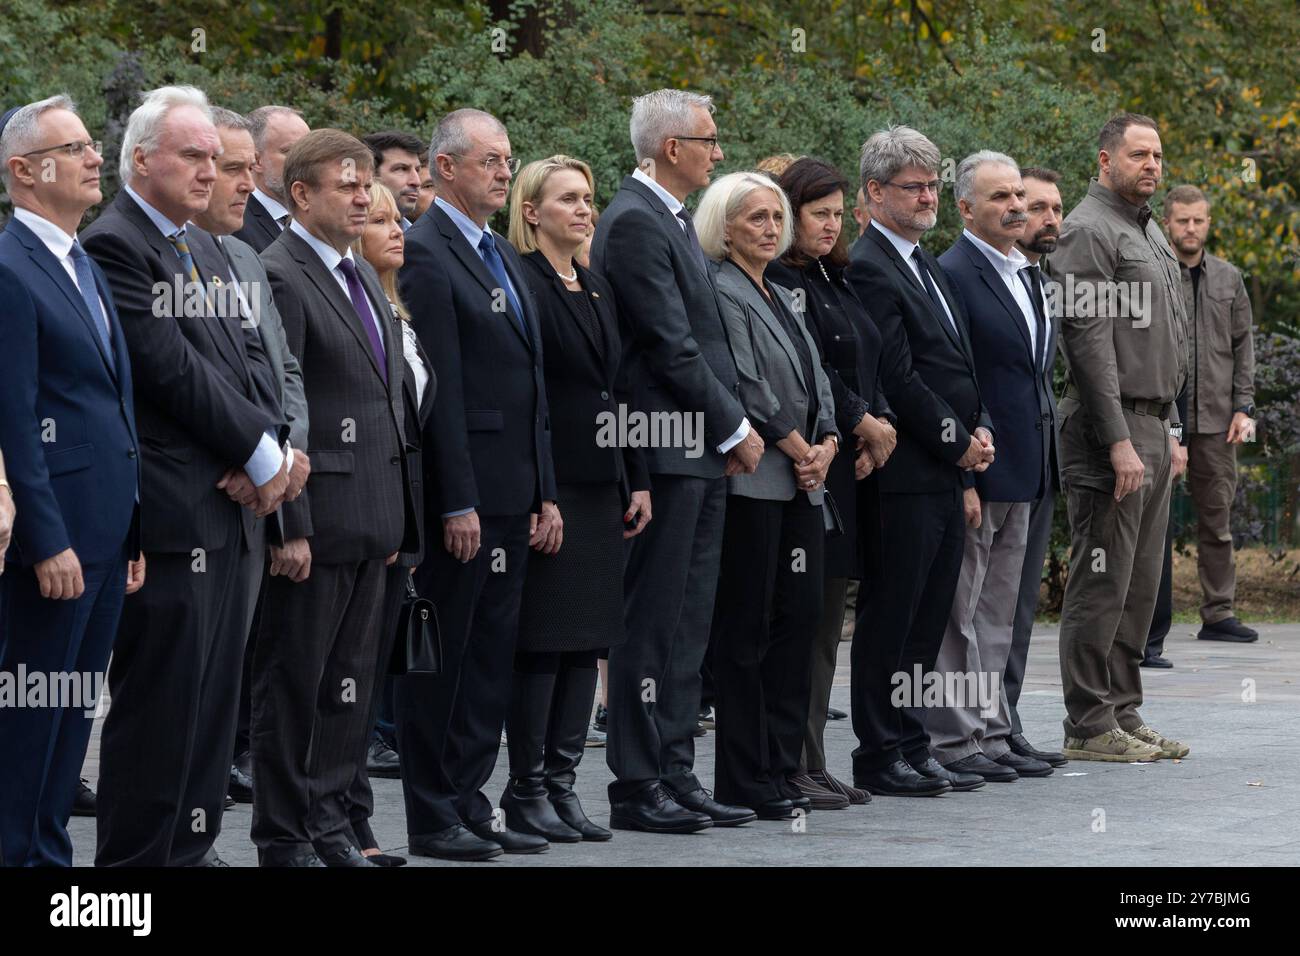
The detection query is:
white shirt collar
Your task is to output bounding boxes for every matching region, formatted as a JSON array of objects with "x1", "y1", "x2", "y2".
[
  {"x1": 632, "y1": 166, "x2": 685, "y2": 217},
  {"x1": 963, "y1": 228, "x2": 1029, "y2": 276},
  {"x1": 870, "y1": 218, "x2": 920, "y2": 262},
  {"x1": 288, "y1": 219, "x2": 355, "y2": 274},
  {"x1": 435, "y1": 195, "x2": 491, "y2": 251},
  {"x1": 13, "y1": 206, "x2": 76, "y2": 259},
  {"x1": 252, "y1": 188, "x2": 291, "y2": 224},
  {"x1": 124, "y1": 183, "x2": 189, "y2": 237}
]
